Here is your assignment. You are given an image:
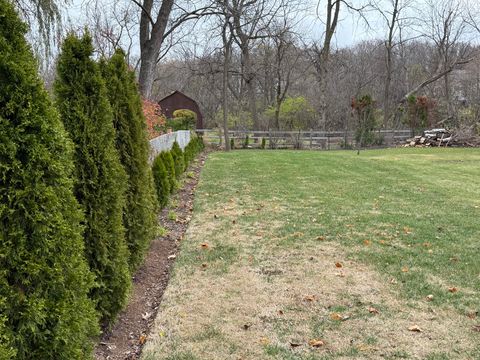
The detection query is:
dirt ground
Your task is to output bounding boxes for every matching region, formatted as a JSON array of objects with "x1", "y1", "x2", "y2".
[{"x1": 94, "y1": 154, "x2": 207, "y2": 360}]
